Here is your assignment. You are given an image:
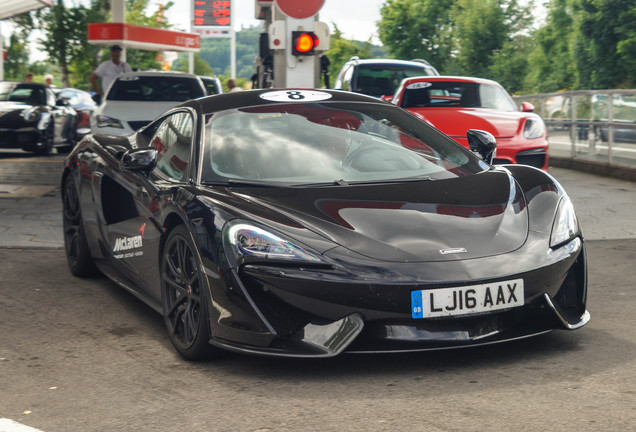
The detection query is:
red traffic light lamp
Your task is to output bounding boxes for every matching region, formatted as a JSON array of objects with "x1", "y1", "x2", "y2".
[{"x1": 292, "y1": 31, "x2": 318, "y2": 56}]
